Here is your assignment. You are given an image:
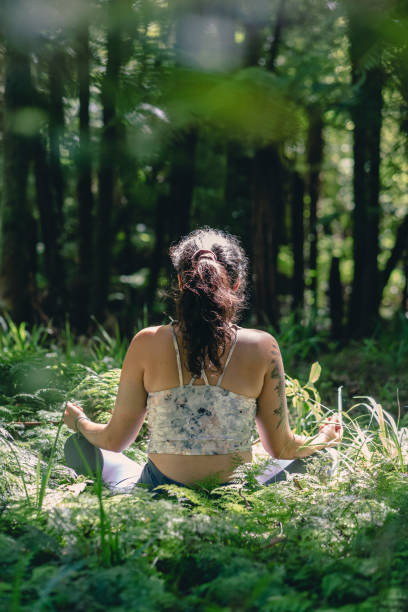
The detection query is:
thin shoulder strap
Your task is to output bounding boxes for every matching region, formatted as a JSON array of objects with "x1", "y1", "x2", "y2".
[
  {"x1": 170, "y1": 325, "x2": 183, "y2": 387},
  {"x1": 201, "y1": 368, "x2": 209, "y2": 385},
  {"x1": 188, "y1": 366, "x2": 209, "y2": 386},
  {"x1": 216, "y1": 330, "x2": 238, "y2": 387}
]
